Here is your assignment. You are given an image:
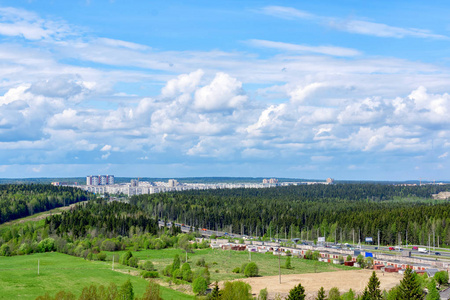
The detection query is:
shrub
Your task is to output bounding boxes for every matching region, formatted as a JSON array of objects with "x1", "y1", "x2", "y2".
[
  {"x1": 240, "y1": 263, "x2": 248, "y2": 273},
  {"x1": 346, "y1": 255, "x2": 352, "y2": 262},
  {"x1": 328, "y1": 287, "x2": 340, "y2": 300},
  {"x1": 259, "y1": 288, "x2": 268, "y2": 300},
  {"x1": 97, "y1": 252, "x2": 106, "y2": 261},
  {"x1": 244, "y1": 262, "x2": 259, "y2": 277},
  {"x1": 196, "y1": 257, "x2": 206, "y2": 267},
  {"x1": 128, "y1": 256, "x2": 139, "y2": 268},
  {"x1": 139, "y1": 260, "x2": 154, "y2": 271},
  {"x1": 141, "y1": 271, "x2": 159, "y2": 278},
  {"x1": 285, "y1": 256, "x2": 292, "y2": 269},
  {"x1": 221, "y1": 281, "x2": 252, "y2": 300},
  {"x1": 232, "y1": 267, "x2": 241, "y2": 273},
  {"x1": 192, "y1": 277, "x2": 208, "y2": 295},
  {"x1": 434, "y1": 271, "x2": 449, "y2": 285},
  {"x1": 181, "y1": 263, "x2": 193, "y2": 282},
  {"x1": 171, "y1": 255, "x2": 181, "y2": 273},
  {"x1": 194, "y1": 267, "x2": 211, "y2": 284},
  {"x1": 120, "y1": 251, "x2": 133, "y2": 265}
]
